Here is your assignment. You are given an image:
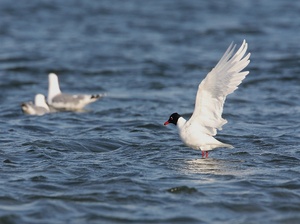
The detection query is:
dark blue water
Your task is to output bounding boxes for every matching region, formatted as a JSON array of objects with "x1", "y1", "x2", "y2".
[{"x1": 1, "y1": 0, "x2": 300, "y2": 223}]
